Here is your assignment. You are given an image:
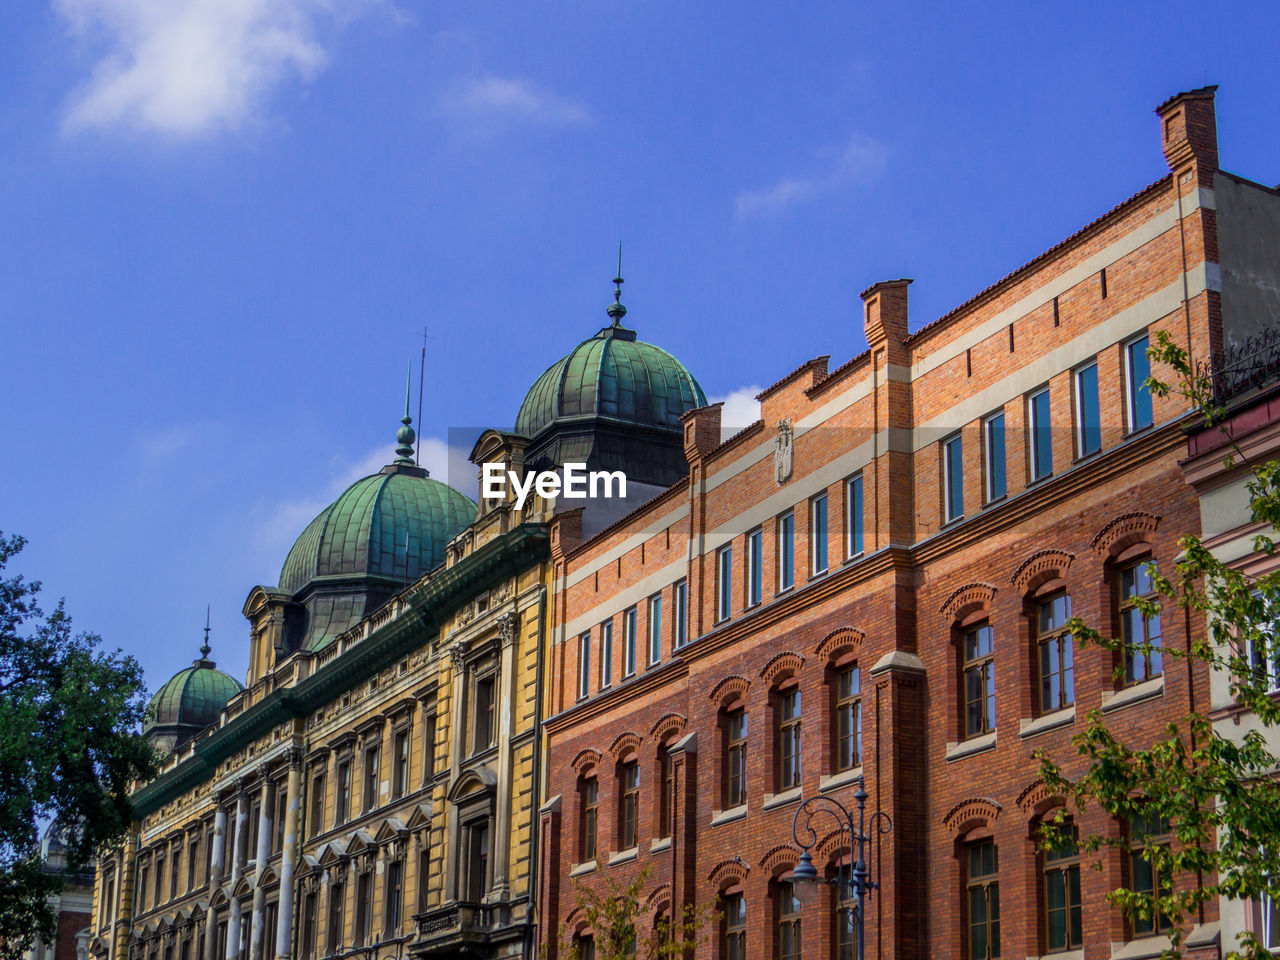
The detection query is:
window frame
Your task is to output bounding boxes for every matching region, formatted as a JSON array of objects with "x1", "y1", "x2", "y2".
[
  {"x1": 620, "y1": 761, "x2": 640, "y2": 850},
  {"x1": 777, "y1": 880, "x2": 801, "y2": 960},
  {"x1": 1120, "y1": 560, "x2": 1163, "y2": 686},
  {"x1": 1125, "y1": 333, "x2": 1154, "y2": 433},
  {"x1": 391, "y1": 726, "x2": 410, "y2": 800},
  {"x1": 1041, "y1": 821, "x2": 1082, "y2": 954},
  {"x1": 1127, "y1": 813, "x2": 1173, "y2": 937},
  {"x1": 1029, "y1": 386, "x2": 1053, "y2": 482},
  {"x1": 722, "y1": 891, "x2": 746, "y2": 960},
  {"x1": 577, "y1": 632, "x2": 591, "y2": 700},
  {"x1": 623, "y1": 606, "x2": 638, "y2": 678},
  {"x1": 716, "y1": 546, "x2": 733, "y2": 622},
  {"x1": 984, "y1": 412, "x2": 1007, "y2": 503},
  {"x1": 835, "y1": 664, "x2": 862, "y2": 772},
  {"x1": 746, "y1": 527, "x2": 763, "y2": 607},
  {"x1": 725, "y1": 708, "x2": 747, "y2": 808},
  {"x1": 600, "y1": 620, "x2": 614, "y2": 690},
  {"x1": 334, "y1": 759, "x2": 351, "y2": 828},
  {"x1": 581, "y1": 776, "x2": 599, "y2": 863},
  {"x1": 363, "y1": 745, "x2": 380, "y2": 813},
  {"x1": 810, "y1": 493, "x2": 829, "y2": 576},
  {"x1": 1036, "y1": 593, "x2": 1075, "y2": 715},
  {"x1": 965, "y1": 839, "x2": 1001, "y2": 960},
  {"x1": 962, "y1": 623, "x2": 997, "y2": 739},
  {"x1": 1074, "y1": 361, "x2": 1102, "y2": 459},
  {"x1": 944, "y1": 433, "x2": 965, "y2": 523},
  {"x1": 846, "y1": 473, "x2": 864, "y2": 558},
  {"x1": 776, "y1": 687, "x2": 802, "y2": 791},
  {"x1": 647, "y1": 594, "x2": 662, "y2": 667},
  {"x1": 777, "y1": 511, "x2": 795, "y2": 591},
  {"x1": 673, "y1": 579, "x2": 688, "y2": 649}
]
